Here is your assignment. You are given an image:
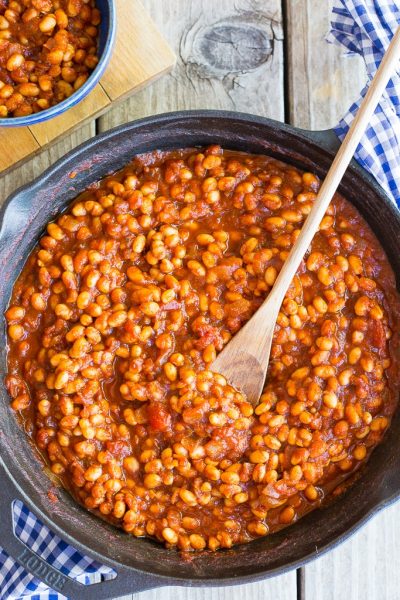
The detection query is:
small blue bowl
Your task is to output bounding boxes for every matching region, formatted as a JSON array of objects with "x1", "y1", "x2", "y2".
[{"x1": 0, "y1": 0, "x2": 116, "y2": 128}]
